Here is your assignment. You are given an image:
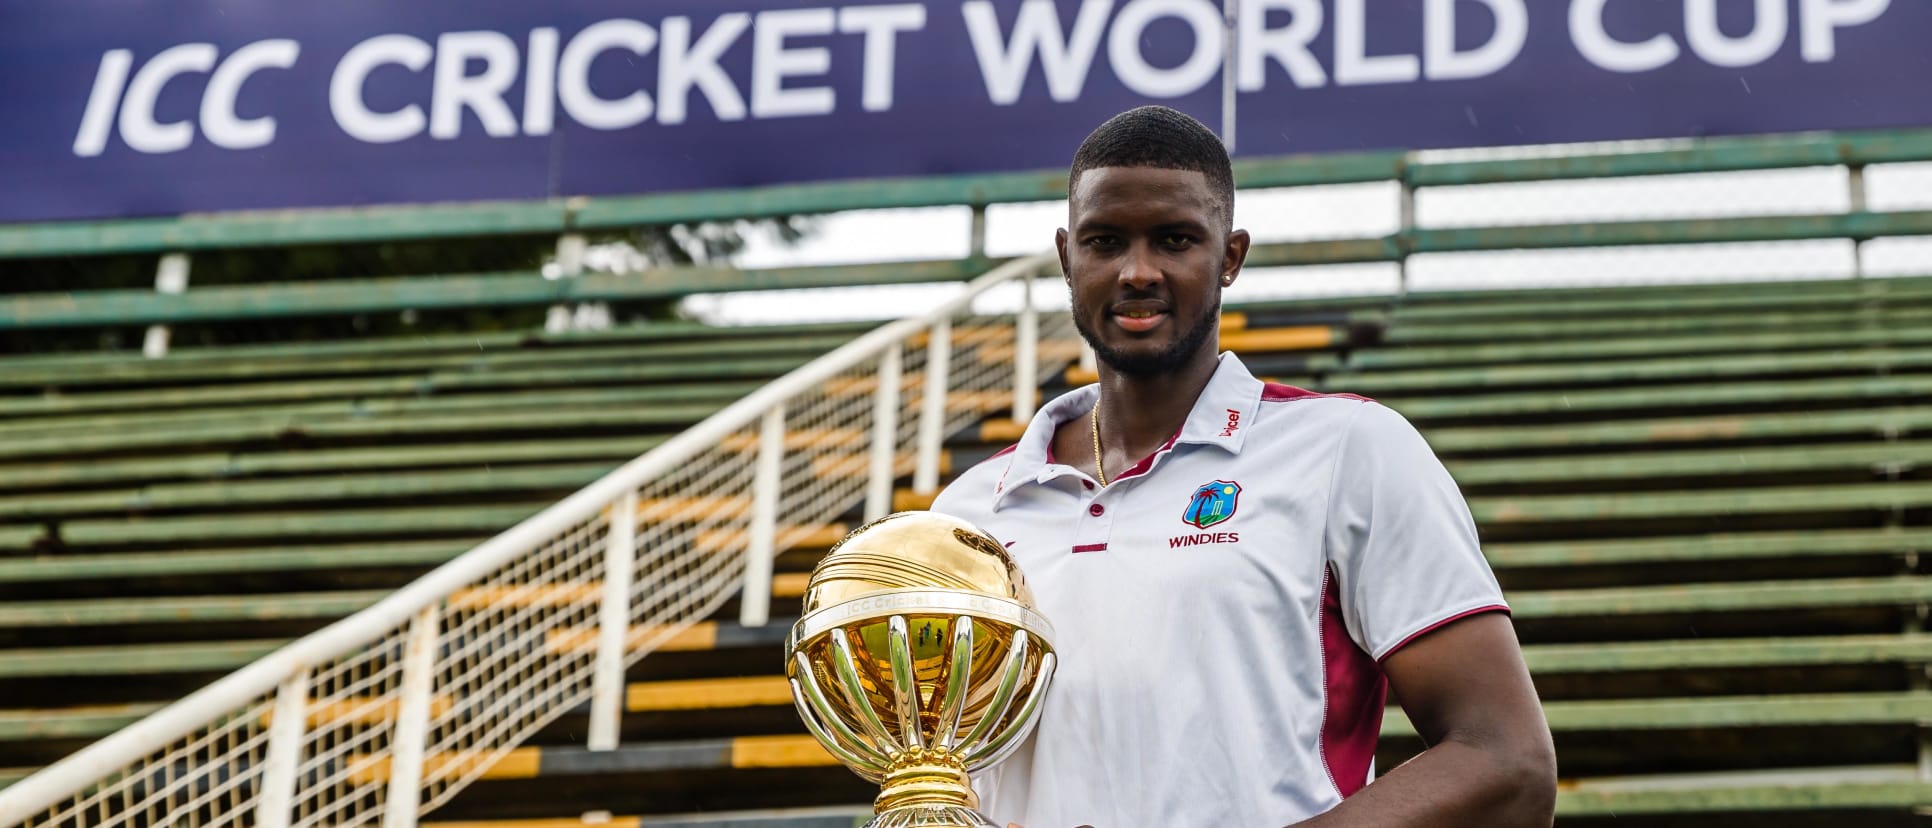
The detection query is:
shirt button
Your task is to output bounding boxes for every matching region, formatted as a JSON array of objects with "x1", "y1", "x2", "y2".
[
  {"x1": 1082, "y1": 480, "x2": 1095, "y2": 491},
  {"x1": 1089, "y1": 503, "x2": 1105, "y2": 516}
]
